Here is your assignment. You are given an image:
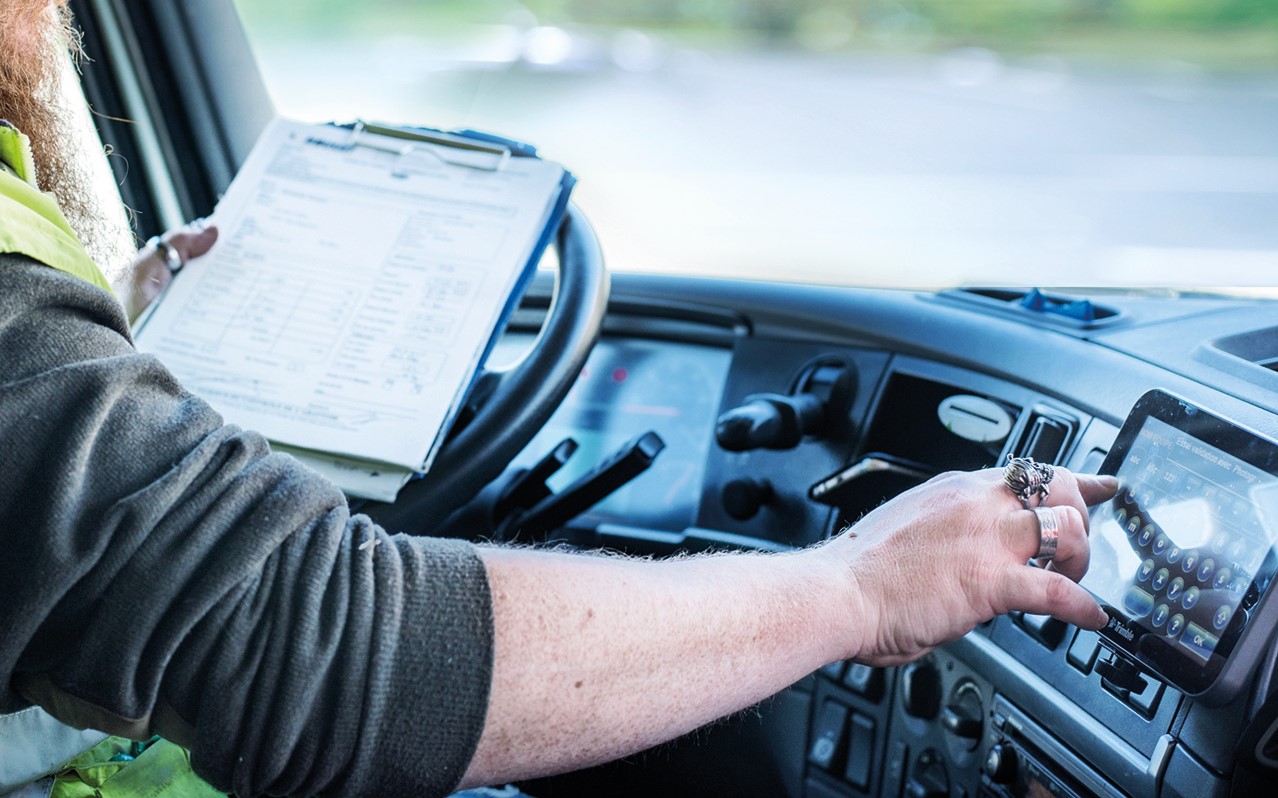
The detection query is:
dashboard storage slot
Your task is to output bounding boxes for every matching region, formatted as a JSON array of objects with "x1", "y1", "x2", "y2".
[
  {"x1": 826, "y1": 374, "x2": 1017, "y2": 523},
  {"x1": 941, "y1": 287, "x2": 1123, "y2": 330},
  {"x1": 1209, "y1": 326, "x2": 1278, "y2": 373},
  {"x1": 863, "y1": 375, "x2": 1016, "y2": 474},
  {"x1": 1013, "y1": 407, "x2": 1077, "y2": 465}
]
